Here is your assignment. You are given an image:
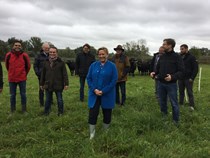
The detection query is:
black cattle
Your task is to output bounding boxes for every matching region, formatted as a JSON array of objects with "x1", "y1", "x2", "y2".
[
  {"x1": 137, "y1": 59, "x2": 152, "y2": 75},
  {"x1": 129, "y1": 58, "x2": 137, "y2": 76},
  {"x1": 66, "y1": 60, "x2": 75, "y2": 76}
]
